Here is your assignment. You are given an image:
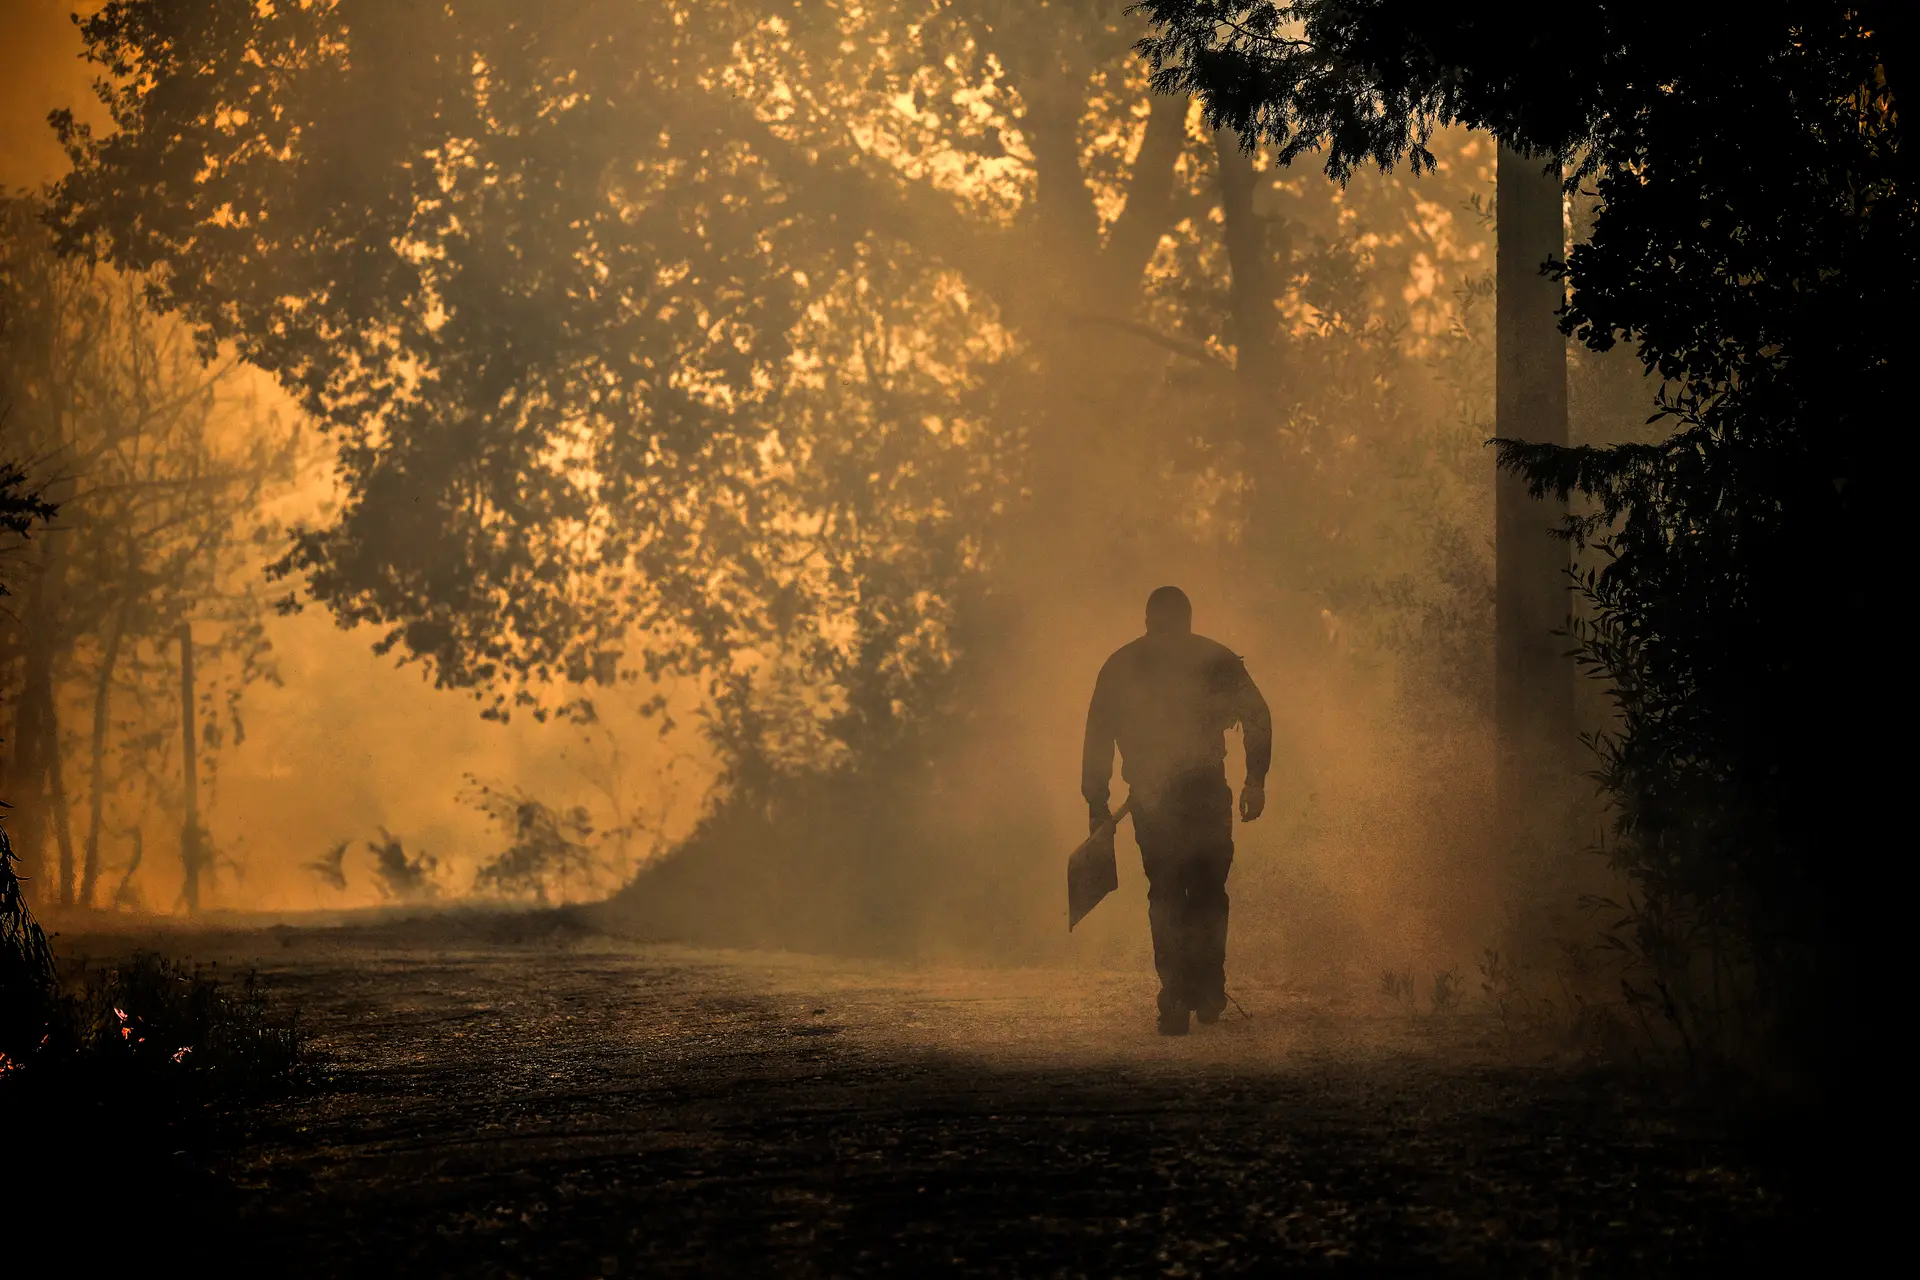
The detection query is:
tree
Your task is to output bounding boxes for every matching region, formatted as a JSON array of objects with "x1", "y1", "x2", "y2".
[
  {"x1": 0, "y1": 197, "x2": 299, "y2": 909},
  {"x1": 1137, "y1": 0, "x2": 1911, "y2": 1075}
]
